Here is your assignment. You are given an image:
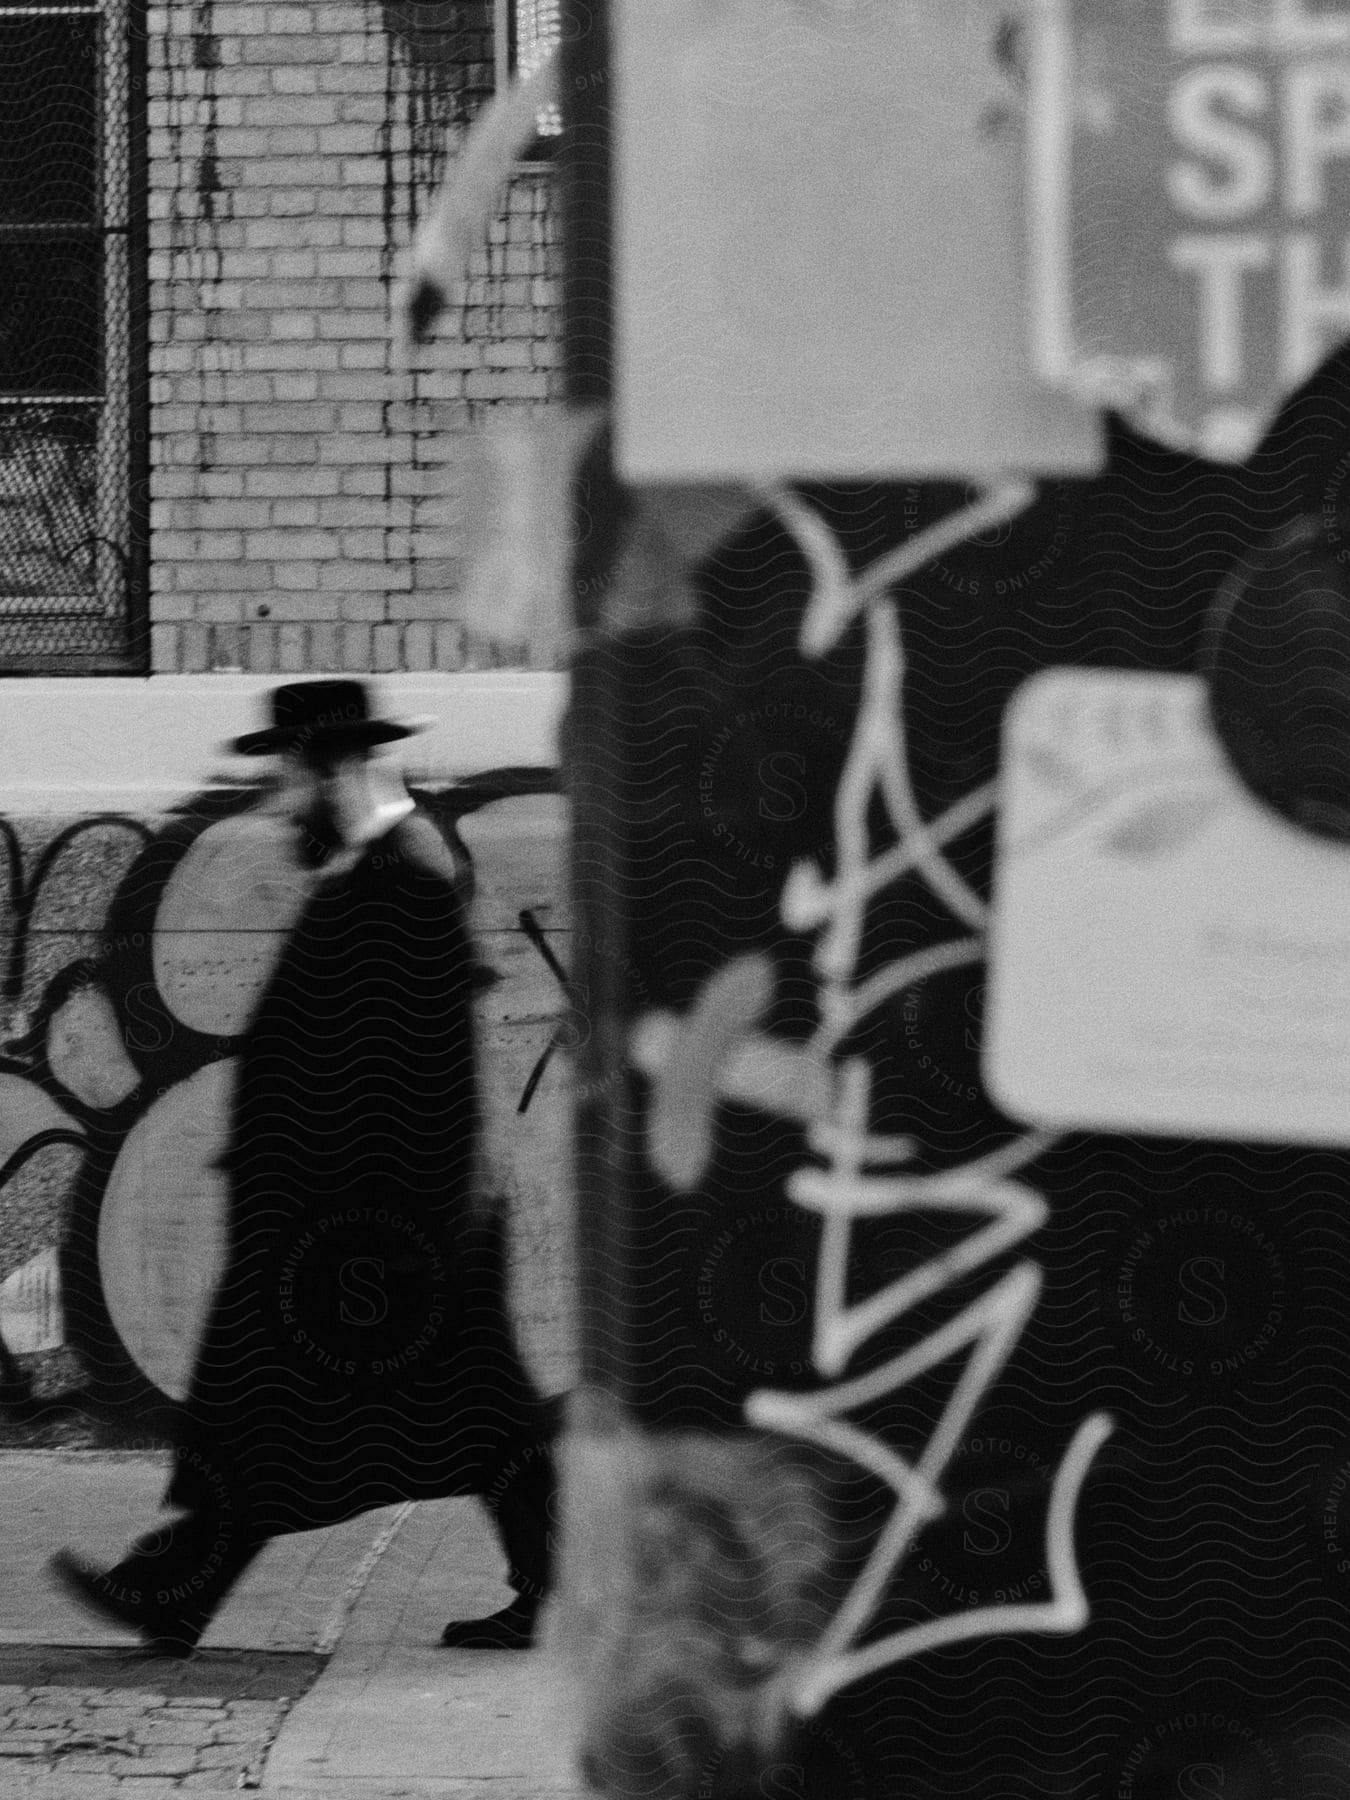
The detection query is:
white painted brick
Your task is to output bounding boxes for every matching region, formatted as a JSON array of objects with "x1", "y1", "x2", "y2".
[
  {"x1": 272, "y1": 563, "x2": 321, "y2": 590},
  {"x1": 151, "y1": 623, "x2": 181, "y2": 671},
  {"x1": 208, "y1": 625, "x2": 247, "y2": 671},
  {"x1": 173, "y1": 560, "x2": 272, "y2": 592},
  {"x1": 338, "y1": 595, "x2": 389, "y2": 621},
  {"x1": 214, "y1": 7, "x2": 269, "y2": 36},
  {"x1": 242, "y1": 342, "x2": 340, "y2": 370},
  {"x1": 244, "y1": 96, "x2": 339, "y2": 127},
  {"x1": 341, "y1": 219, "x2": 386, "y2": 247},
  {"x1": 404, "y1": 622, "x2": 434, "y2": 671},
  {"x1": 198, "y1": 471, "x2": 249, "y2": 497},
  {"x1": 372, "y1": 624, "x2": 402, "y2": 671},
  {"x1": 274, "y1": 373, "x2": 321, "y2": 401},
  {"x1": 266, "y1": 594, "x2": 349, "y2": 622},
  {"x1": 245, "y1": 529, "x2": 338, "y2": 560},
  {"x1": 311, "y1": 622, "x2": 341, "y2": 668},
  {"x1": 318, "y1": 62, "x2": 387, "y2": 95},
  {"x1": 242, "y1": 34, "x2": 334, "y2": 64},
  {"x1": 181, "y1": 622, "x2": 212, "y2": 673},
  {"x1": 333, "y1": 403, "x2": 384, "y2": 433},
  {"x1": 267, "y1": 5, "x2": 318, "y2": 32},
  {"x1": 246, "y1": 624, "x2": 279, "y2": 672},
  {"x1": 144, "y1": 4, "x2": 562, "y2": 675},
  {"x1": 312, "y1": 499, "x2": 380, "y2": 530},
  {"x1": 321, "y1": 561, "x2": 410, "y2": 593},
  {"x1": 272, "y1": 66, "x2": 319, "y2": 94},
  {"x1": 338, "y1": 342, "x2": 389, "y2": 369},
  {"x1": 315, "y1": 251, "x2": 375, "y2": 278},
  {"x1": 340, "y1": 468, "x2": 388, "y2": 495},
  {"x1": 270, "y1": 250, "x2": 320, "y2": 278},
  {"x1": 268, "y1": 312, "x2": 318, "y2": 342},
  {"x1": 268, "y1": 436, "x2": 322, "y2": 464},
  {"x1": 340, "y1": 624, "x2": 373, "y2": 669},
  {"x1": 277, "y1": 624, "x2": 308, "y2": 670},
  {"x1": 195, "y1": 533, "x2": 247, "y2": 560},
  {"x1": 271, "y1": 499, "x2": 321, "y2": 527},
  {"x1": 189, "y1": 597, "x2": 251, "y2": 624},
  {"x1": 434, "y1": 623, "x2": 468, "y2": 671},
  {"x1": 245, "y1": 467, "x2": 343, "y2": 497}
]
